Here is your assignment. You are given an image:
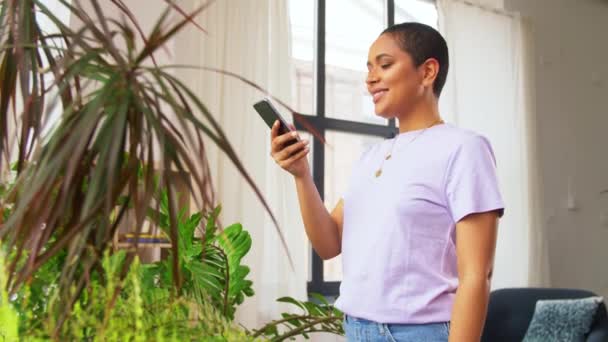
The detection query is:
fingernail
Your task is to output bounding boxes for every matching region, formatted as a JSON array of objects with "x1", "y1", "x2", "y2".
[
  {"x1": 303, "y1": 139, "x2": 310, "y2": 145},
  {"x1": 291, "y1": 132, "x2": 298, "y2": 137}
]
